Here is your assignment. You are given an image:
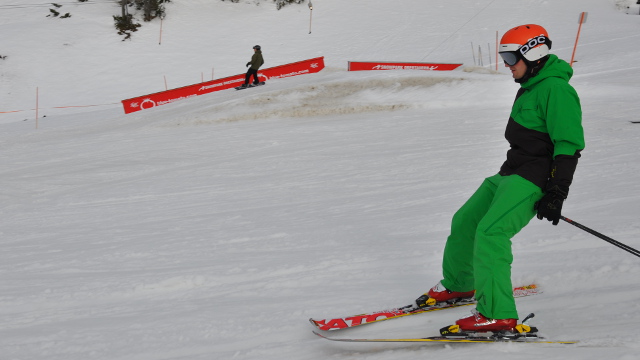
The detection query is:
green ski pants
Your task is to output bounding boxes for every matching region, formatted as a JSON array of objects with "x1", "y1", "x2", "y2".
[{"x1": 440, "y1": 173, "x2": 543, "y2": 320}]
